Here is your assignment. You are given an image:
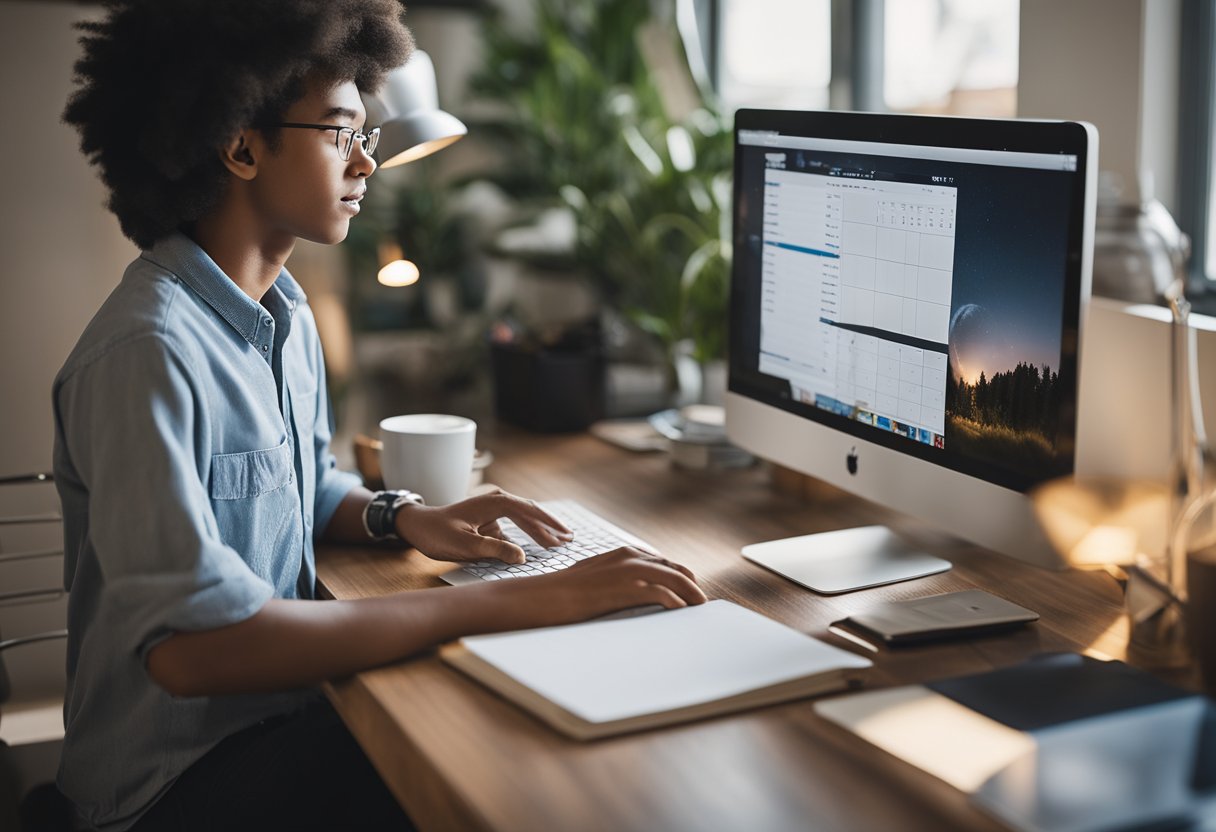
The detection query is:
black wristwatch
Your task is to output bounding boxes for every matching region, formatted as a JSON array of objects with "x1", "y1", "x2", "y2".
[{"x1": 363, "y1": 489, "x2": 426, "y2": 542}]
